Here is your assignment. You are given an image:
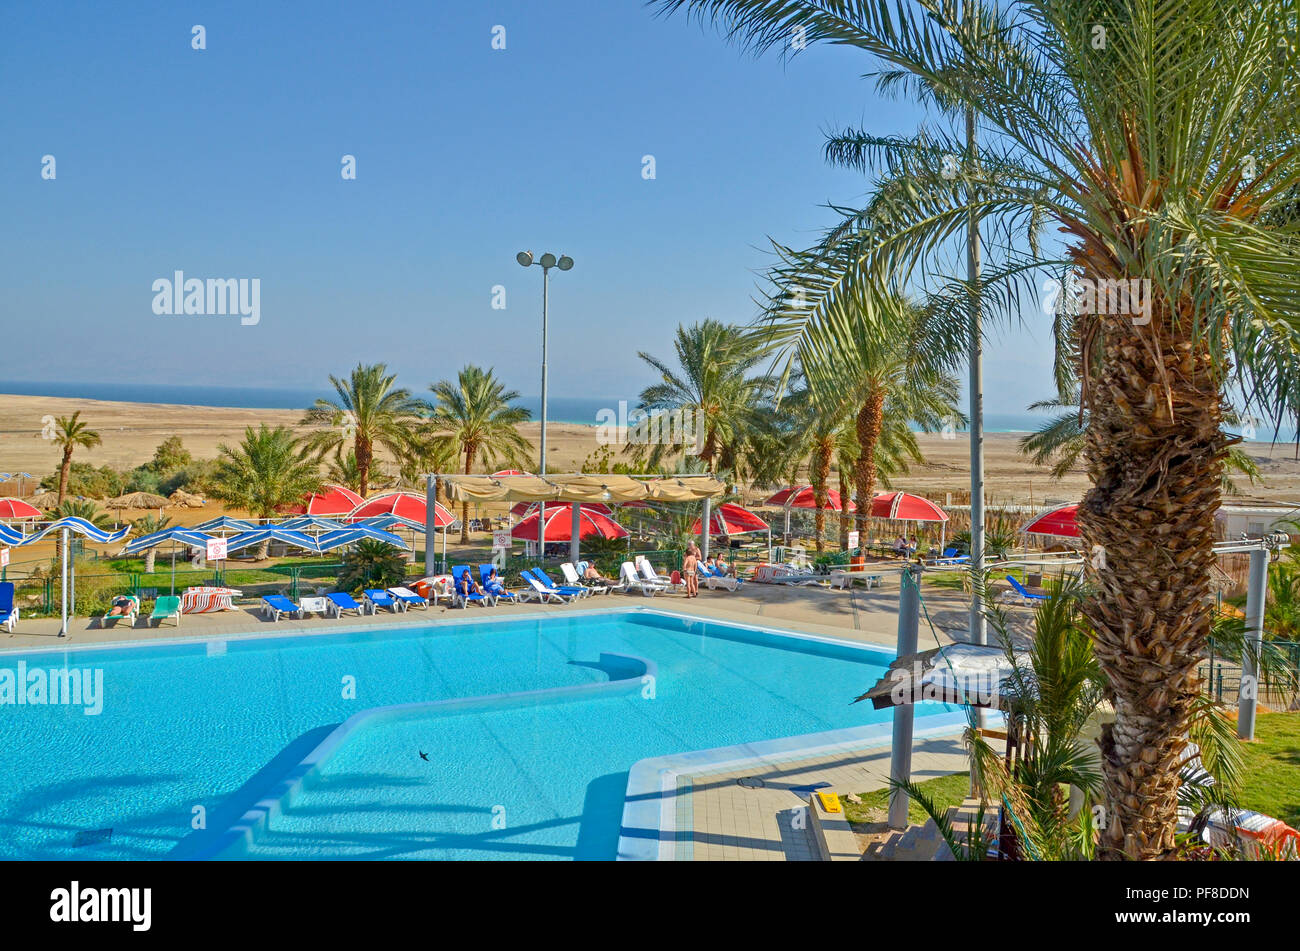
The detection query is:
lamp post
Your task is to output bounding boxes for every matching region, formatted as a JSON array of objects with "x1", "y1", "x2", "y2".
[{"x1": 516, "y1": 250, "x2": 574, "y2": 557}]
